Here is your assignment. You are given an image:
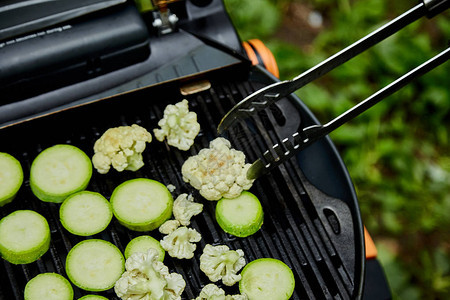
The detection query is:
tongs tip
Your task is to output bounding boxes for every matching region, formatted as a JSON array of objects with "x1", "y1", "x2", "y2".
[
  {"x1": 217, "y1": 88, "x2": 275, "y2": 134},
  {"x1": 217, "y1": 115, "x2": 235, "y2": 134},
  {"x1": 246, "y1": 159, "x2": 265, "y2": 180},
  {"x1": 216, "y1": 118, "x2": 227, "y2": 134},
  {"x1": 216, "y1": 98, "x2": 247, "y2": 134}
]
